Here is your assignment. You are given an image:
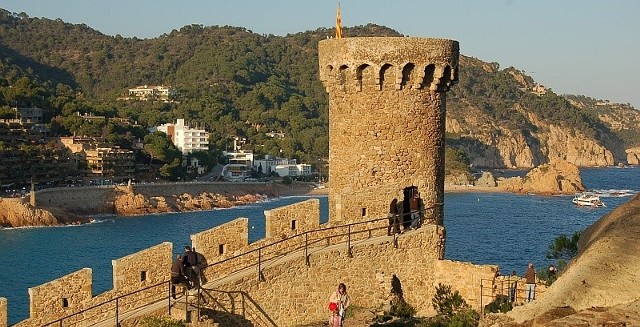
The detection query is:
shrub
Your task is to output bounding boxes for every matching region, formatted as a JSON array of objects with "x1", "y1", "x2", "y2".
[
  {"x1": 484, "y1": 295, "x2": 512, "y2": 313},
  {"x1": 142, "y1": 316, "x2": 186, "y2": 327},
  {"x1": 390, "y1": 300, "x2": 417, "y2": 318}
]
